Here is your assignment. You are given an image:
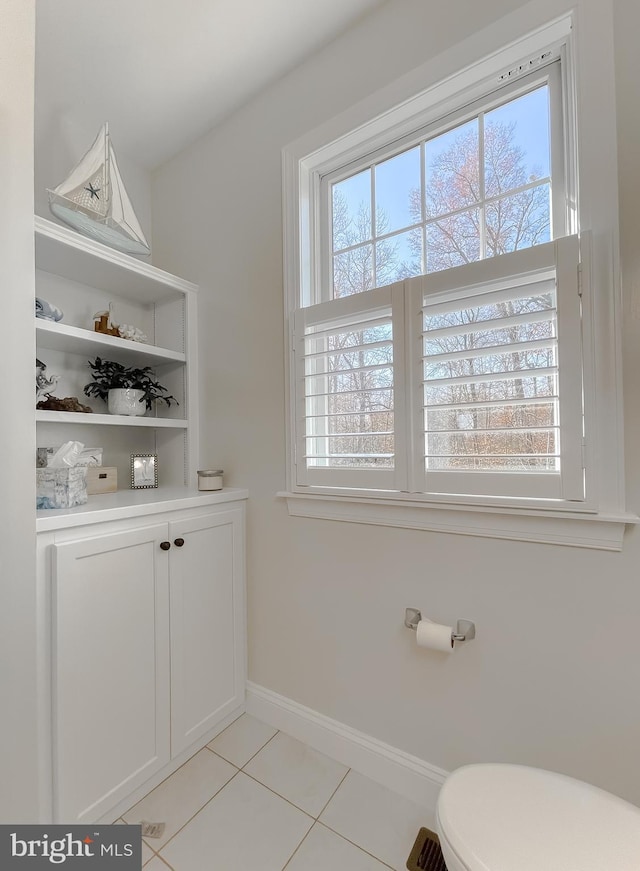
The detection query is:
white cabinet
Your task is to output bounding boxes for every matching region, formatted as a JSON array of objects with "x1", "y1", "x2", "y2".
[
  {"x1": 52, "y1": 524, "x2": 171, "y2": 823},
  {"x1": 169, "y1": 508, "x2": 245, "y2": 756},
  {"x1": 46, "y1": 496, "x2": 247, "y2": 824},
  {"x1": 35, "y1": 216, "x2": 199, "y2": 493}
]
